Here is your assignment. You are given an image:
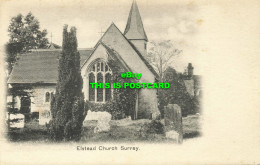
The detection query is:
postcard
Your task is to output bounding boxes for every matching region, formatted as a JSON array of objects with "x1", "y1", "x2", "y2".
[{"x1": 0, "y1": 0, "x2": 260, "y2": 164}]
